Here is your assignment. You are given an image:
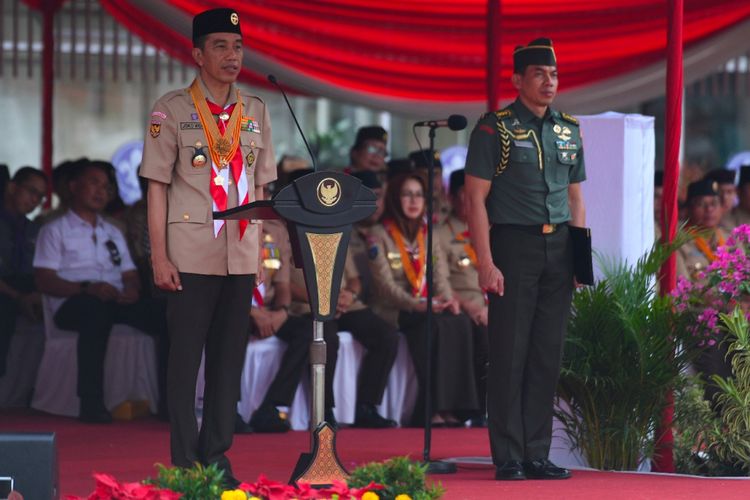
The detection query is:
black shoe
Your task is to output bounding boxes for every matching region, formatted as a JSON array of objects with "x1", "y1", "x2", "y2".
[
  {"x1": 354, "y1": 403, "x2": 397, "y2": 428},
  {"x1": 79, "y1": 399, "x2": 113, "y2": 424},
  {"x1": 469, "y1": 416, "x2": 487, "y2": 428},
  {"x1": 234, "y1": 412, "x2": 253, "y2": 434},
  {"x1": 494, "y1": 460, "x2": 526, "y2": 480},
  {"x1": 522, "y1": 459, "x2": 571, "y2": 479},
  {"x1": 249, "y1": 404, "x2": 290, "y2": 433}
]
